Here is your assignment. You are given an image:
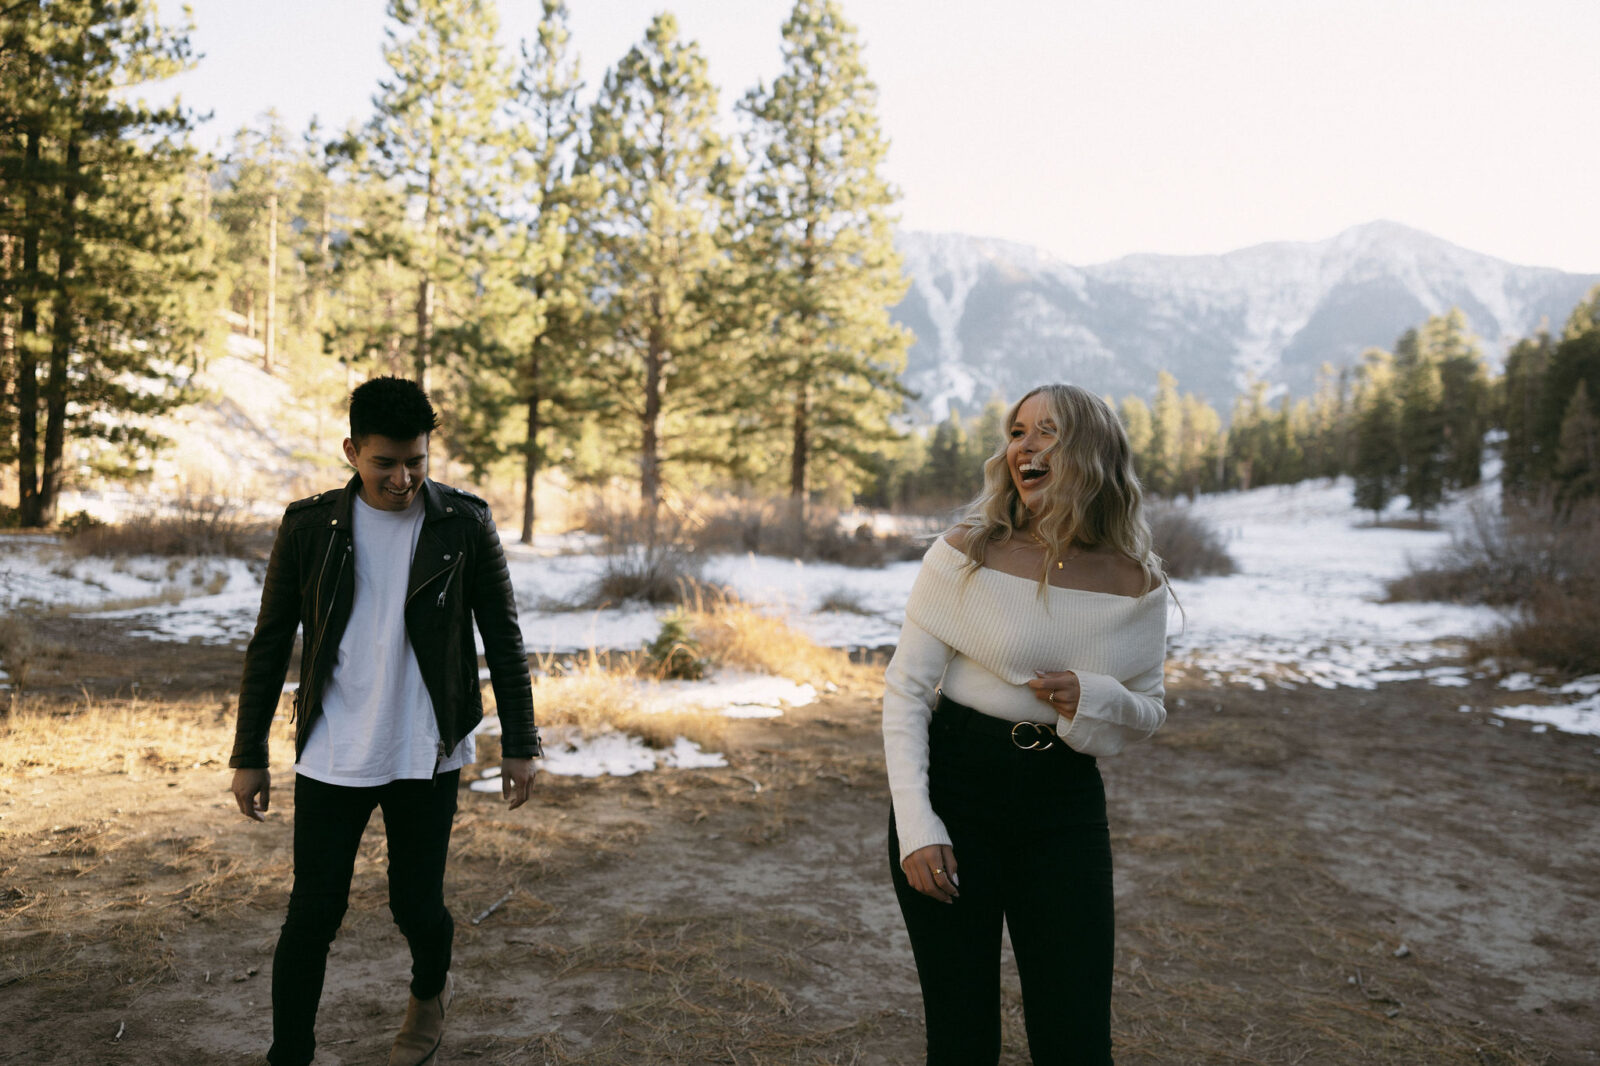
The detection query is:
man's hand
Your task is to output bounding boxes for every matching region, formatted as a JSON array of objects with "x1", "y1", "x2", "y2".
[
  {"x1": 232, "y1": 768, "x2": 271, "y2": 821},
  {"x1": 502, "y1": 757, "x2": 536, "y2": 810}
]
